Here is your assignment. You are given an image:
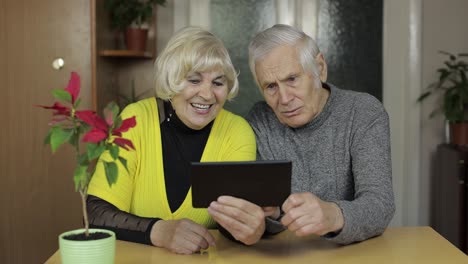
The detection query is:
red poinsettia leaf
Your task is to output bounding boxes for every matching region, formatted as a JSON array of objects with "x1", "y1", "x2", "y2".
[
  {"x1": 75, "y1": 110, "x2": 98, "y2": 126},
  {"x1": 113, "y1": 116, "x2": 136, "y2": 134},
  {"x1": 75, "y1": 110, "x2": 108, "y2": 132},
  {"x1": 113, "y1": 137, "x2": 135, "y2": 150},
  {"x1": 36, "y1": 102, "x2": 67, "y2": 111},
  {"x1": 65, "y1": 72, "x2": 80, "y2": 104},
  {"x1": 48, "y1": 115, "x2": 68, "y2": 126},
  {"x1": 36, "y1": 102, "x2": 71, "y2": 116},
  {"x1": 82, "y1": 128, "x2": 108, "y2": 143}
]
